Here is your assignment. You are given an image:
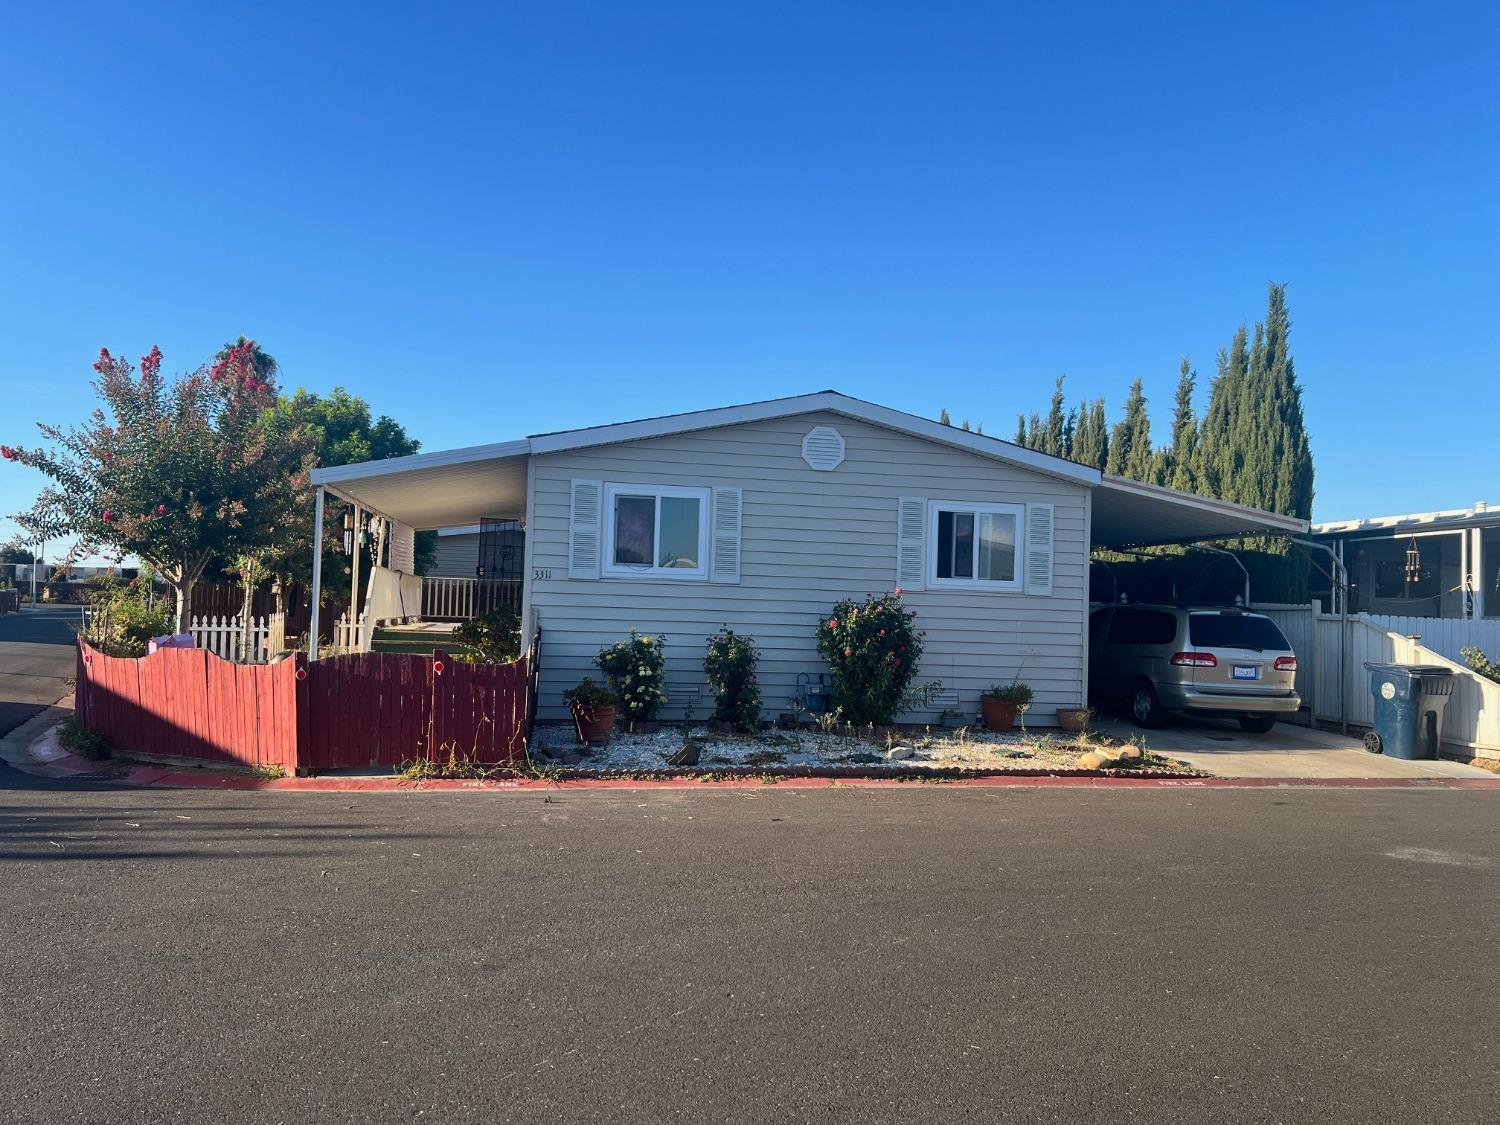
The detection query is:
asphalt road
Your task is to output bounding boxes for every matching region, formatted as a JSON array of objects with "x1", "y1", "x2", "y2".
[
  {"x1": 0, "y1": 606, "x2": 77, "y2": 737},
  {"x1": 2, "y1": 784, "x2": 1497, "y2": 1124}
]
